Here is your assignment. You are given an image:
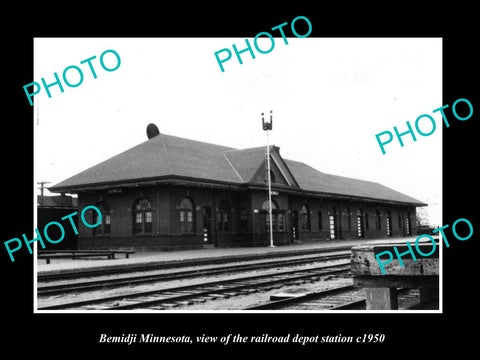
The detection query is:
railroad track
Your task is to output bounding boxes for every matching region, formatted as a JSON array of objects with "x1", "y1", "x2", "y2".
[
  {"x1": 245, "y1": 286, "x2": 421, "y2": 311},
  {"x1": 37, "y1": 246, "x2": 354, "y2": 281},
  {"x1": 37, "y1": 251, "x2": 351, "y2": 296},
  {"x1": 244, "y1": 285, "x2": 364, "y2": 310},
  {"x1": 37, "y1": 262, "x2": 351, "y2": 310}
]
